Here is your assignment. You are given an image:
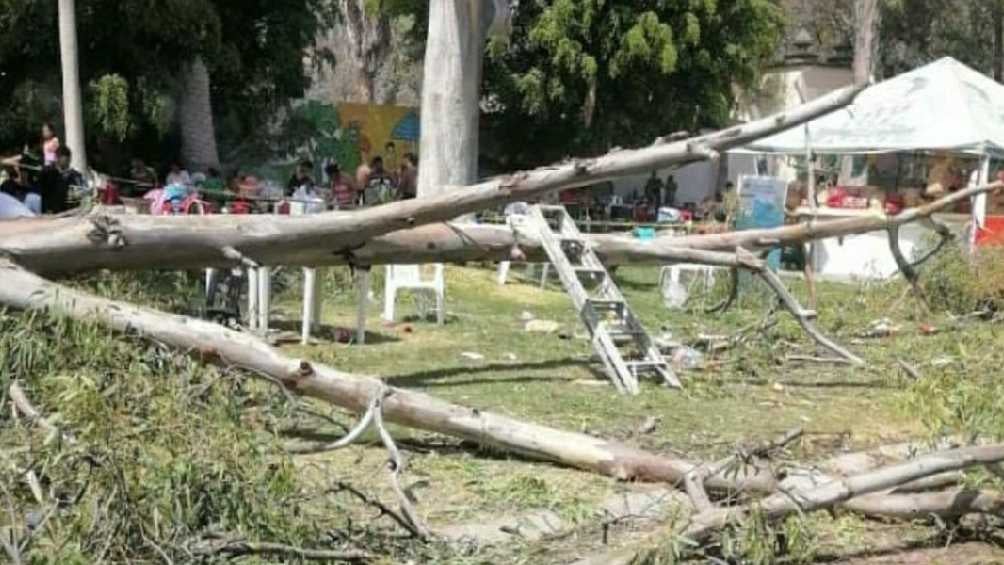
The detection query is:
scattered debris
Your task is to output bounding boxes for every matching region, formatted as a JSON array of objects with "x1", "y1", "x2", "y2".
[
  {"x1": 519, "y1": 311, "x2": 535, "y2": 322},
  {"x1": 524, "y1": 319, "x2": 561, "y2": 333},
  {"x1": 918, "y1": 323, "x2": 939, "y2": 335},
  {"x1": 334, "y1": 327, "x2": 353, "y2": 343},
  {"x1": 503, "y1": 352, "x2": 518, "y2": 362},
  {"x1": 897, "y1": 359, "x2": 923, "y2": 380},
  {"x1": 861, "y1": 318, "x2": 901, "y2": 338},
  {"x1": 670, "y1": 346, "x2": 705, "y2": 370},
  {"x1": 654, "y1": 332, "x2": 681, "y2": 351},
  {"x1": 637, "y1": 416, "x2": 660, "y2": 435},
  {"x1": 460, "y1": 352, "x2": 485, "y2": 361}
]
